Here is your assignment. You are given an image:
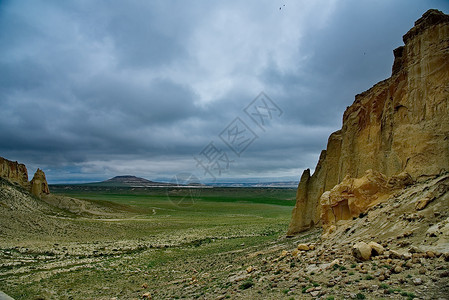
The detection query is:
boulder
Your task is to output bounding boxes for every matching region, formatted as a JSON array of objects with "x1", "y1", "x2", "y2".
[
  {"x1": 352, "y1": 242, "x2": 372, "y2": 261},
  {"x1": 368, "y1": 242, "x2": 385, "y2": 256}
]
